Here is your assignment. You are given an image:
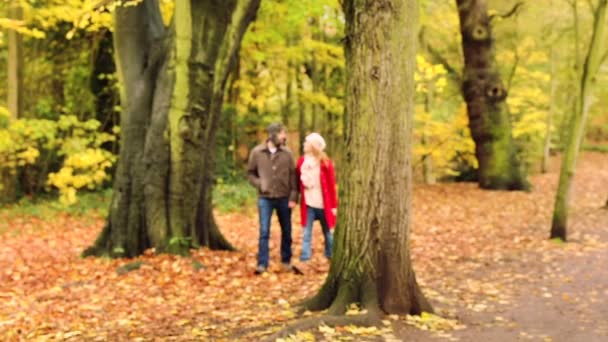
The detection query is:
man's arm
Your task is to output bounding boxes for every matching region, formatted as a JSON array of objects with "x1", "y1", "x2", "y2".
[
  {"x1": 246, "y1": 149, "x2": 261, "y2": 189},
  {"x1": 288, "y1": 155, "x2": 299, "y2": 204}
]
